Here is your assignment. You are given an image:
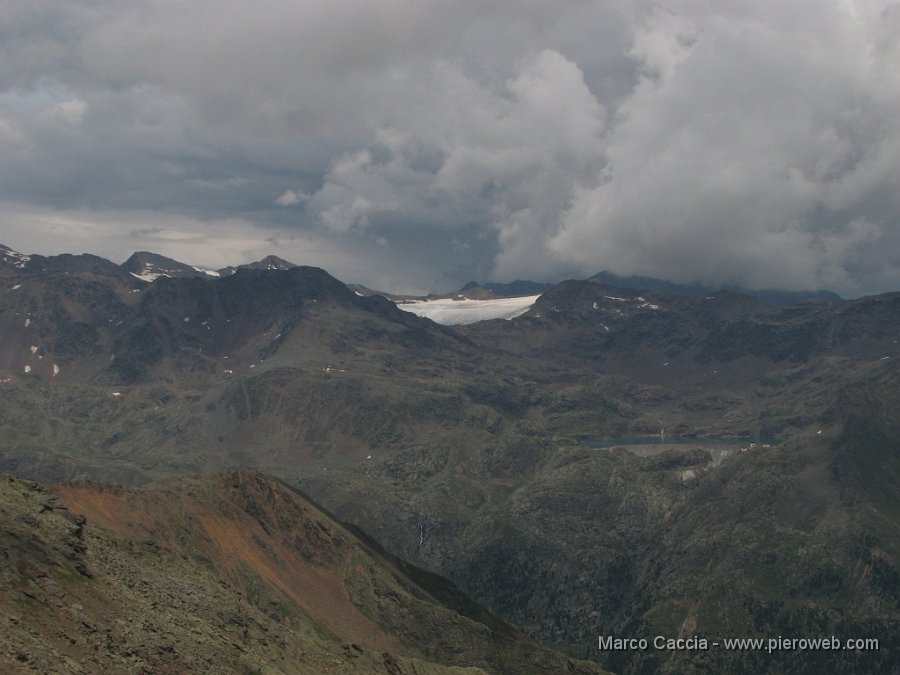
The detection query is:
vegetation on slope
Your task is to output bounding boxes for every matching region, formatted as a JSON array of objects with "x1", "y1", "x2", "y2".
[{"x1": 1, "y1": 470, "x2": 602, "y2": 674}]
